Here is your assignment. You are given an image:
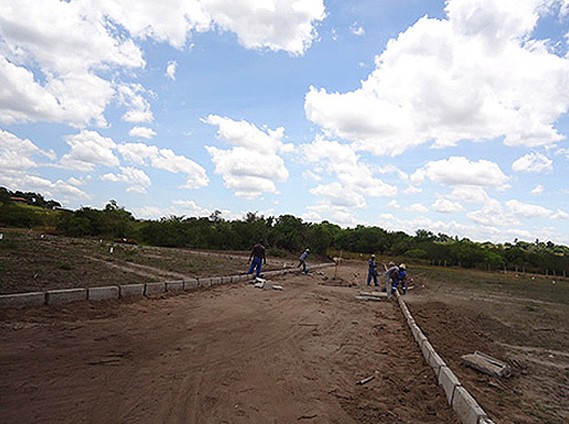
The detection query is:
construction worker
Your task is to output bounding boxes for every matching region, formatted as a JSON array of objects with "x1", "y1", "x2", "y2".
[
  {"x1": 395, "y1": 263, "x2": 409, "y2": 295},
  {"x1": 367, "y1": 254, "x2": 379, "y2": 287},
  {"x1": 298, "y1": 248, "x2": 310, "y2": 274},
  {"x1": 383, "y1": 261, "x2": 399, "y2": 298},
  {"x1": 248, "y1": 241, "x2": 266, "y2": 277}
]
